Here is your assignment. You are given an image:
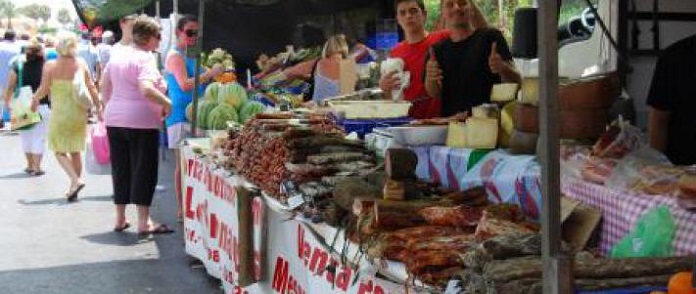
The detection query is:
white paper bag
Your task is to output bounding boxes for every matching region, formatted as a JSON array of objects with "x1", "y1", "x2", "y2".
[{"x1": 85, "y1": 143, "x2": 112, "y2": 175}]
